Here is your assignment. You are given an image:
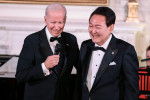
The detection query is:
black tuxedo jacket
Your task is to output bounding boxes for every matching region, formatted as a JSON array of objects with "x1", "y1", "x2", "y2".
[
  {"x1": 15, "y1": 27, "x2": 79, "y2": 100},
  {"x1": 78, "y1": 34, "x2": 139, "y2": 100}
]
